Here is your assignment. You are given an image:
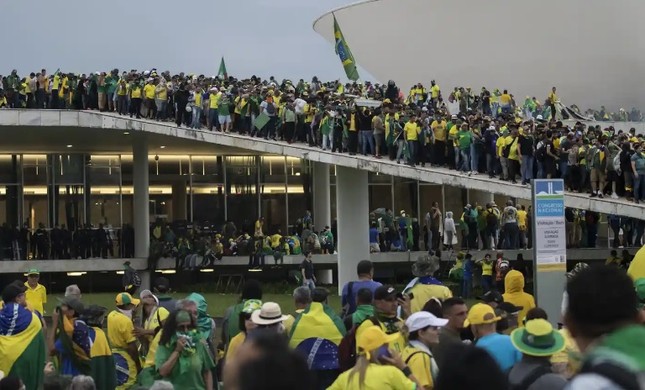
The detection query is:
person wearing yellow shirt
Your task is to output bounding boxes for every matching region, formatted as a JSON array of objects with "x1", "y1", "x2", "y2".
[
  {"x1": 129, "y1": 82, "x2": 143, "y2": 119},
  {"x1": 401, "y1": 312, "x2": 447, "y2": 390},
  {"x1": 474, "y1": 253, "x2": 494, "y2": 293},
  {"x1": 50, "y1": 71, "x2": 61, "y2": 109},
  {"x1": 225, "y1": 299, "x2": 262, "y2": 363},
  {"x1": 330, "y1": 325, "x2": 421, "y2": 390},
  {"x1": 208, "y1": 87, "x2": 222, "y2": 131},
  {"x1": 356, "y1": 286, "x2": 407, "y2": 355},
  {"x1": 346, "y1": 107, "x2": 360, "y2": 155},
  {"x1": 517, "y1": 205, "x2": 528, "y2": 248},
  {"x1": 505, "y1": 128, "x2": 520, "y2": 183},
  {"x1": 116, "y1": 79, "x2": 128, "y2": 114},
  {"x1": 548, "y1": 86, "x2": 558, "y2": 120},
  {"x1": 431, "y1": 117, "x2": 447, "y2": 166},
  {"x1": 24, "y1": 269, "x2": 47, "y2": 315},
  {"x1": 448, "y1": 120, "x2": 460, "y2": 169},
  {"x1": 135, "y1": 290, "x2": 170, "y2": 358},
  {"x1": 107, "y1": 292, "x2": 141, "y2": 389},
  {"x1": 430, "y1": 80, "x2": 441, "y2": 109},
  {"x1": 154, "y1": 81, "x2": 168, "y2": 121},
  {"x1": 403, "y1": 114, "x2": 420, "y2": 166},
  {"x1": 499, "y1": 89, "x2": 512, "y2": 116},
  {"x1": 190, "y1": 85, "x2": 204, "y2": 129},
  {"x1": 143, "y1": 79, "x2": 156, "y2": 119}
]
